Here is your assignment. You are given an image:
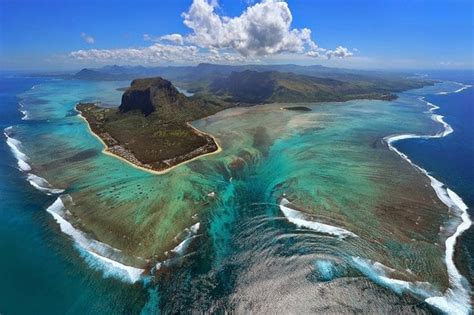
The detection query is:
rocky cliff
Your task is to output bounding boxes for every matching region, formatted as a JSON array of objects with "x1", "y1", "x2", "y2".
[{"x1": 119, "y1": 77, "x2": 183, "y2": 116}]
